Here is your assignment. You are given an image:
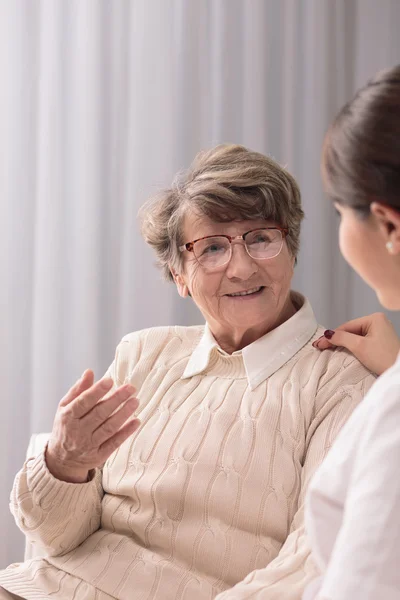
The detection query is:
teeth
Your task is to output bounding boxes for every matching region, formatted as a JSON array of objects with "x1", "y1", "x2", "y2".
[{"x1": 227, "y1": 286, "x2": 262, "y2": 297}]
